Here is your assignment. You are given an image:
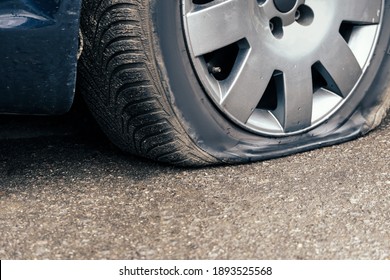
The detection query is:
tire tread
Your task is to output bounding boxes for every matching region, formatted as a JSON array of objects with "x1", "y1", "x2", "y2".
[{"x1": 78, "y1": 0, "x2": 218, "y2": 166}]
